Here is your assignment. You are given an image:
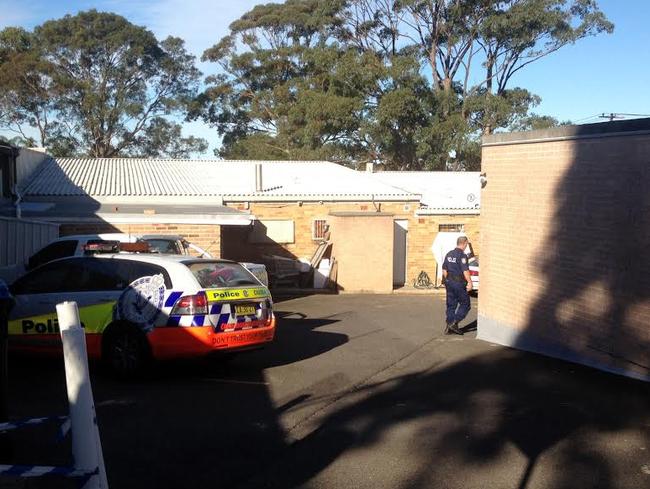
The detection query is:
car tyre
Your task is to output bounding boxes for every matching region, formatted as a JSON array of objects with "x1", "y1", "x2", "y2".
[{"x1": 103, "y1": 323, "x2": 151, "y2": 378}]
